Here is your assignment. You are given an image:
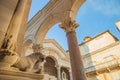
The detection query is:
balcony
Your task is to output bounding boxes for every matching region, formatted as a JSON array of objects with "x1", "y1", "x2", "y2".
[{"x1": 85, "y1": 58, "x2": 120, "y2": 76}]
